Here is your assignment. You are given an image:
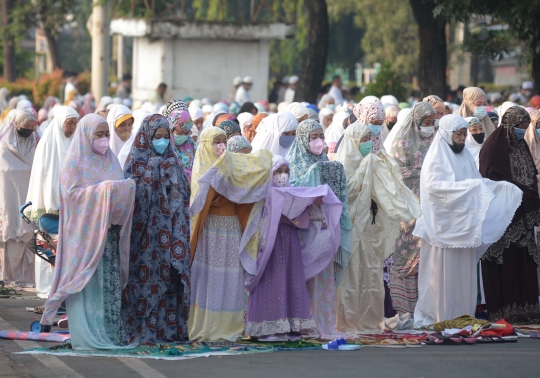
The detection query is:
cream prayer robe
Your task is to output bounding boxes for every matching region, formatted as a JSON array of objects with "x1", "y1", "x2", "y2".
[{"x1": 334, "y1": 122, "x2": 420, "y2": 333}]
